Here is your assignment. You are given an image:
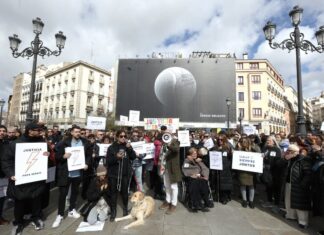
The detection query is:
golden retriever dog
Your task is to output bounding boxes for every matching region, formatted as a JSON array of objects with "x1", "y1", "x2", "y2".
[{"x1": 115, "y1": 191, "x2": 155, "y2": 229}]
